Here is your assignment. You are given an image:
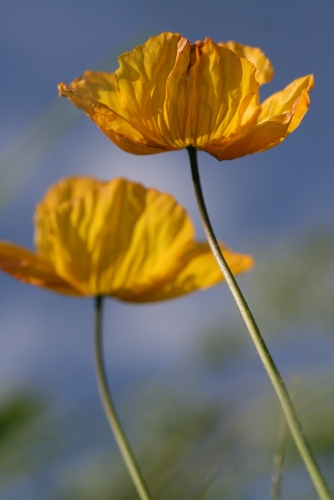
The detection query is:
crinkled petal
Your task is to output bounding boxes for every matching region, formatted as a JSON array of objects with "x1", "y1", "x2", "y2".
[
  {"x1": 58, "y1": 83, "x2": 170, "y2": 154},
  {"x1": 203, "y1": 74, "x2": 314, "y2": 160},
  {"x1": 217, "y1": 41, "x2": 274, "y2": 129},
  {"x1": 1, "y1": 177, "x2": 254, "y2": 301},
  {"x1": 204, "y1": 114, "x2": 291, "y2": 160},
  {"x1": 59, "y1": 32, "x2": 259, "y2": 152},
  {"x1": 37, "y1": 176, "x2": 100, "y2": 211},
  {"x1": 59, "y1": 33, "x2": 313, "y2": 161},
  {"x1": 164, "y1": 38, "x2": 259, "y2": 147},
  {"x1": 124, "y1": 242, "x2": 254, "y2": 302},
  {"x1": 219, "y1": 41, "x2": 274, "y2": 85},
  {"x1": 0, "y1": 242, "x2": 80, "y2": 295},
  {"x1": 258, "y1": 74, "x2": 314, "y2": 134},
  {"x1": 34, "y1": 177, "x2": 195, "y2": 296},
  {"x1": 59, "y1": 32, "x2": 184, "y2": 153},
  {"x1": 34, "y1": 176, "x2": 100, "y2": 262}
]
